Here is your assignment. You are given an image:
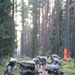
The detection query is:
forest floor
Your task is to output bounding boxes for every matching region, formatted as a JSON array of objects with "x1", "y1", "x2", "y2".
[{"x1": 0, "y1": 58, "x2": 75, "y2": 75}]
